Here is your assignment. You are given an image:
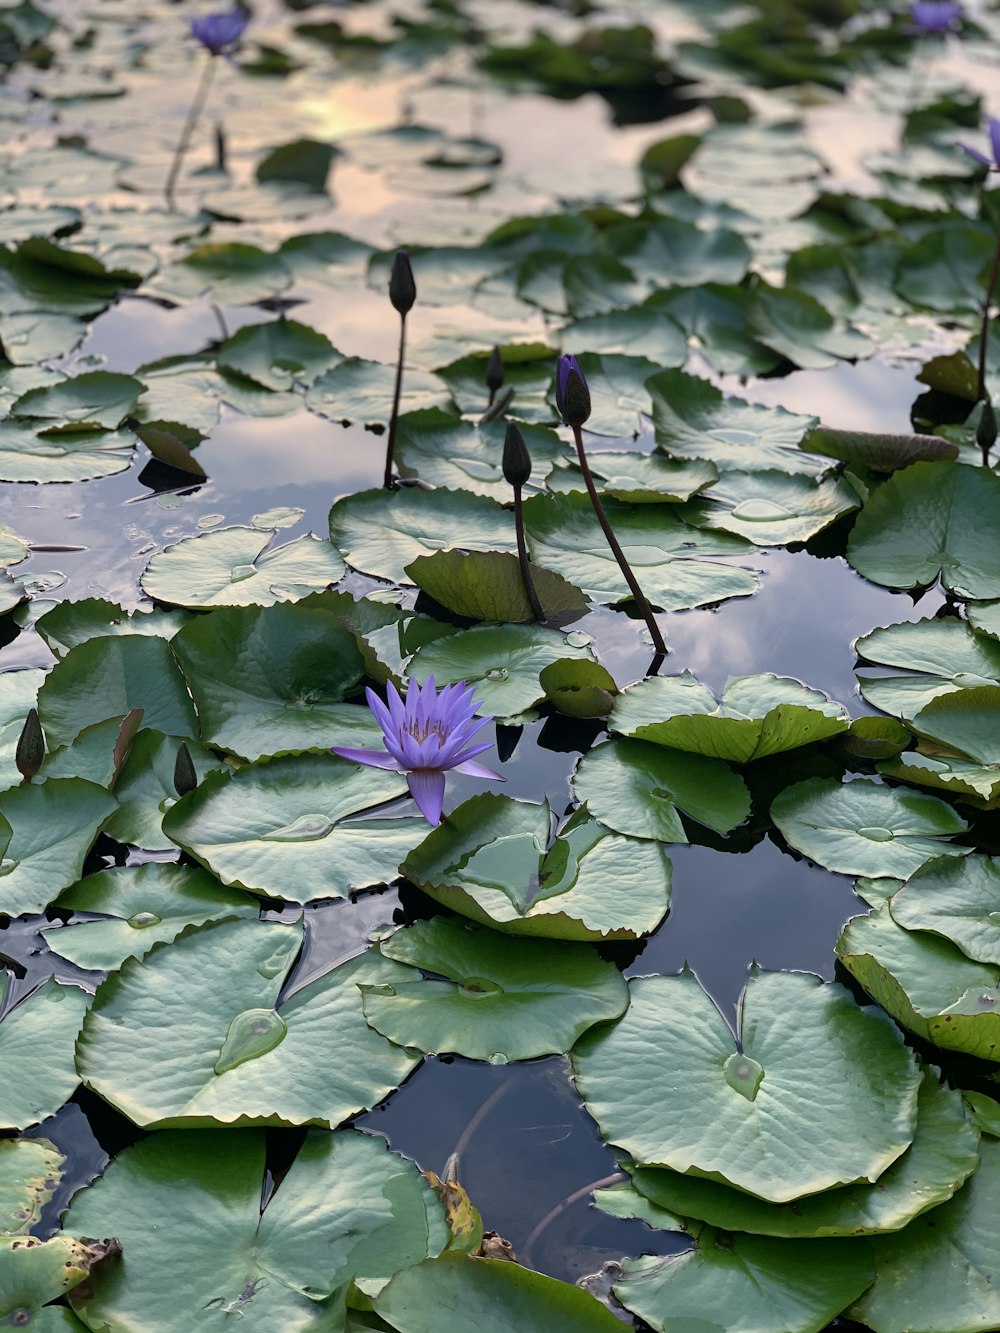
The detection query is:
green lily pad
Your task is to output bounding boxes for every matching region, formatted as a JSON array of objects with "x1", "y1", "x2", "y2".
[
  {"x1": 0, "y1": 669, "x2": 45, "y2": 791},
  {"x1": 648, "y1": 368, "x2": 821, "y2": 474},
  {"x1": 770, "y1": 777, "x2": 970, "y2": 879},
  {"x1": 573, "y1": 738, "x2": 751, "y2": 842},
  {"x1": 216, "y1": 318, "x2": 341, "y2": 391},
  {"x1": 848, "y1": 1136, "x2": 1000, "y2": 1333},
  {"x1": 0, "y1": 978, "x2": 90, "y2": 1130},
  {"x1": 610, "y1": 673, "x2": 849, "y2": 762},
  {"x1": 10, "y1": 371, "x2": 142, "y2": 432},
  {"x1": 881, "y1": 686, "x2": 1000, "y2": 804},
  {"x1": 65, "y1": 1129, "x2": 449, "y2": 1330},
  {"x1": 891, "y1": 854, "x2": 1000, "y2": 965},
  {"x1": 836, "y1": 905, "x2": 1000, "y2": 1062},
  {"x1": 42, "y1": 862, "x2": 259, "y2": 973},
  {"x1": 405, "y1": 550, "x2": 588, "y2": 626},
  {"x1": 546, "y1": 453, "x2": 717, "y2": 505},
  {"x1": 33, "y1": 598, "x2": 191, "y2": 658},
  {"x1": 0, "y1": 525, "x2": 28, "y2": 569},
  {"x1": 0, "y1": 420, "x2": 134, "y2": 482},
  {"x1": 854, "y1": 617, "x2": 1000, "y2": 718},
  {"x1": 649, "y1": 285, "x2": 780, "y2": 377},
  {"x1": 172, "y1": 601, "x2": 367, "y2": 760},
  {"x1": 559, "y1": 353, "x2": 660, "y2": 437},
  {"x1": 36, "y1": 634, "x2": 197, "y2": 748},
  {"x1": 539, "y1": 658, "x2": 617, "y2": 718},
  {"x1": 102, "y1": 729, "x2": 228, "y2": 850},
  {"x1": 402, "y1": 795, "x2": 671, "y2": 942},
  {"x1": 374, "y1": 1253, "x2": 625, "y2": 1333},
  {"x1": 362, "y1": 915, "x2": 628, "y2": 1061},
  {"x1": 409, "y1": 622, "x2": 594, "y2": 718},
  {"x1": 572, "y1": 968, "x2": 921, "y2": 1202},
  {"x1": 606, "y1": 216, "x2": 751, "y2": 288},
  {"x1": 682, "y1": 469, "x2": 859, "y2": 545},
  {"x1": 0, "y1": 1138, "x2": 64, "y2": 1236},
  {"x1": 560, "y1": 305, "x2": 688, "y2": 366},
  {"x1": 0, "y1": 1234, "x2": 114, "y2": 1327},
  {"x1": 329, "y1": 487, "x2": 513, "y2": 585},
  {"x1": 306, "y1": 357, "x2": 452, "y2": 427},
  {"x1": 612, "y1": 1229, "x2": 874, "y2": 1333},
  {"x1": 141, "y1": 527, "x2": 345, "y2": 609},
  {"x1": 523, "y1": 492, "x2": 758, "y2": 612},
  {"x1": 161, "y1": 753, "x2": 422, "y2": 903},
  {"x1": 847, "y1": 462, "x2": 1000, "y2": 598},
  {"x1": 968, "y1": 600, "x2": 1000, "y2": 642},
  {"x1": 77, "y1": 917, "x2": 421, "y2": 1128},
  {"x1": 0, "y1": 778, "x2": 118, "y2": 918},
  {"x1": 626, "y1": 1073, "x2": 979, "y2": 1237},
  {"x1": 394, "y1": 412, "x2": 565, "y2": 499},
  {"x1": 146, "y1": 242, "x2": 291, "y2": 306},
  {"x1": 800, "y1": 427, "x2": 958, "y2": 472}
]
